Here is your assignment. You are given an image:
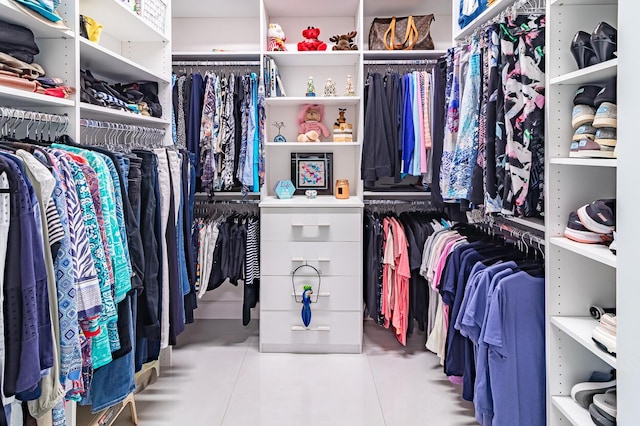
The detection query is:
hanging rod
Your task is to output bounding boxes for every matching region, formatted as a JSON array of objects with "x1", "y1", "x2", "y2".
[
  {"x1": 363, "y1": 59, "x2": 438, "y2": 66},
  {"x1": 172, "y1": 60, "x2": 261, "y2": 67}
]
